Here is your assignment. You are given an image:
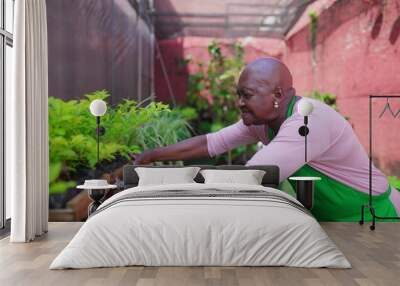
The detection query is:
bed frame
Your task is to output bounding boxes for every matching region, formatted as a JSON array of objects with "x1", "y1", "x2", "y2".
[{"x1": 122, "y1": 165, "x2": 280, "y2": 189}]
